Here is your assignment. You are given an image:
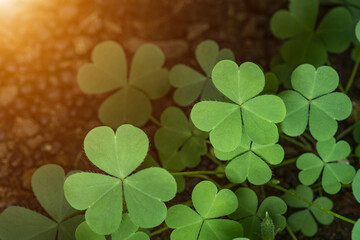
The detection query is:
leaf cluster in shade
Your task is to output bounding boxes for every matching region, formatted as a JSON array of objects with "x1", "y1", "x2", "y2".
[
  {"x1": 64, "y1": 125, "x2": 177, "y2": 235},
  {"x1": 191, "y1": 60, "x2": 286, "y2": 152},
  {"x1": 77, "y1": 41, "x2": 170, "y2": 128},
  {"x1": 214, "y1": 131, "x2": 284, "y2": 185},
  {"x1": 271, "y1": 0, "x2": 353, "y2": 68},
  {"x1": 169, "y1": 40, "x2": 235, "y2": 106},
  {"x1": 229, "y1": 188, "x2": 287, "y2": 240},
  {"x1": 279, "y1": 64, "x2": 352, "y2": 141},
  {"x1": 320, "y1": 0, "x2": 360, "y2": 22},
  {"x1": 297, "y1": 138, "x2": 355, "y2": 194},
  {"x1": 155, "y1": 107, "x2": 208, "y2": 170},
  {"x1": 0, "y1": 164, "x2": 83, "y2": 240},
  {"x1": 165, "y1": 181, "x2": 243, "y2": 240},
  {"x1": 283, "y1": 185, "x2": 334, "y2": 236}
]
